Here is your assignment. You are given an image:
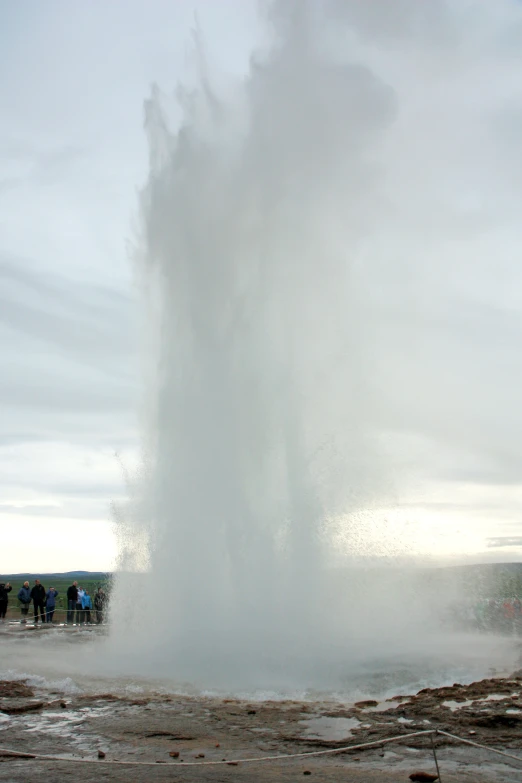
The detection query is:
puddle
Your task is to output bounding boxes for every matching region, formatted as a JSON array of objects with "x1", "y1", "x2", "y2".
[
  {"x1": 443, "y1": 700, "x2": 473, "y2": 712},
  {"x1": 299, "y1": 716, "x2": 360, "y2": 741},
  {"x1": 506, "y1": 709, "x2": 521, "y2": 715},
  {"x1": 14, "y1": 705, "x2": 114, "y2": 745}
]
